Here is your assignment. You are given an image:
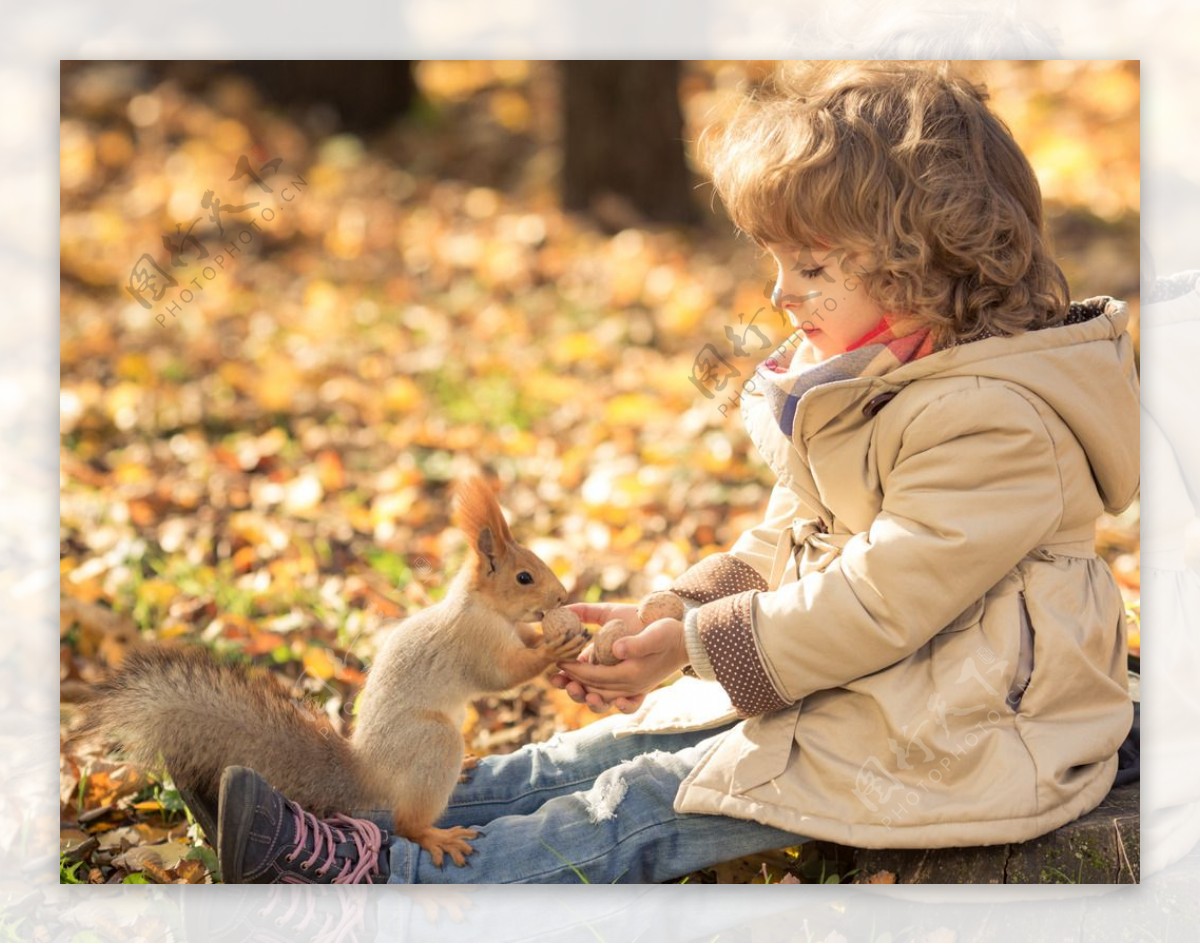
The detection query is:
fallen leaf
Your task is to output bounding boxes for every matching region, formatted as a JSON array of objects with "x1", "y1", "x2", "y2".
[
  {"x1": 176, "y1": 858, "x2": 209, "y2": 884},
  {"x1": 302, "y1": 646, "x2": 337, "y2": 681},
  {"x1": 97, "y1": 826, "x2": 142, "y2": 852},
  {"x1": 114, "y1": 839, "x2": 195, "y2": 872}
]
